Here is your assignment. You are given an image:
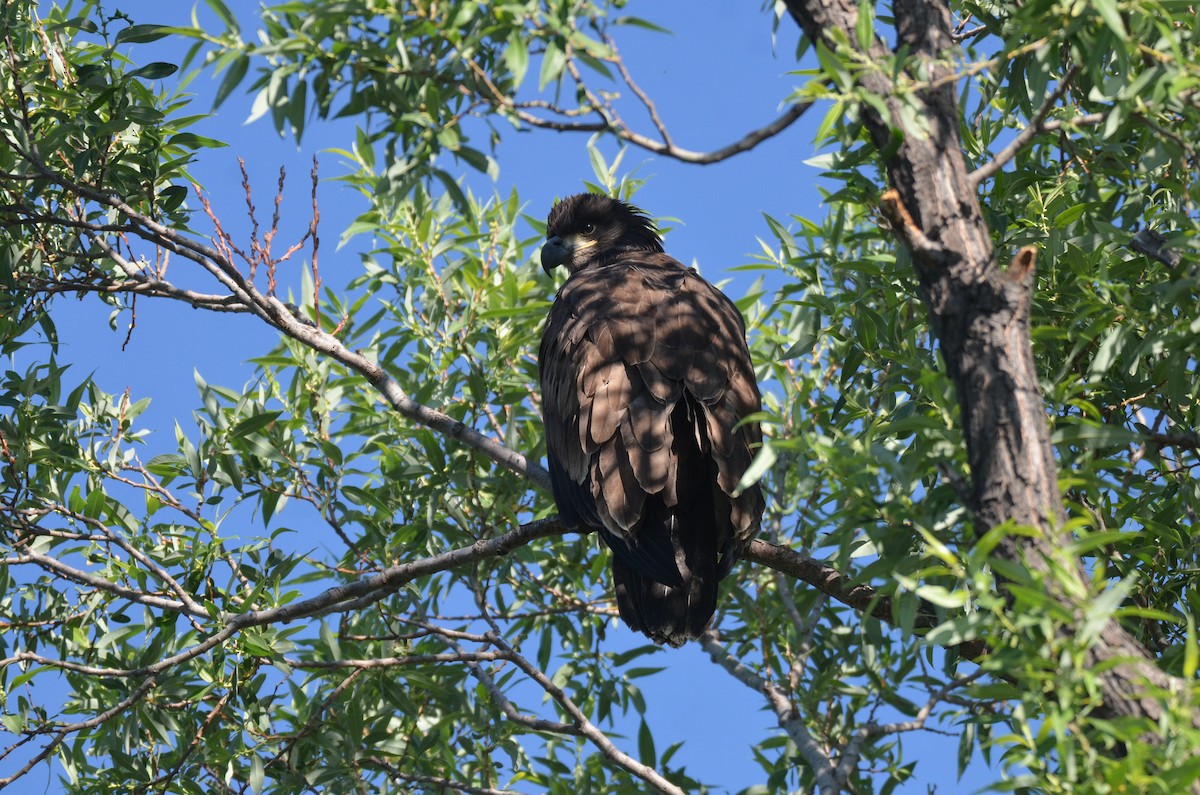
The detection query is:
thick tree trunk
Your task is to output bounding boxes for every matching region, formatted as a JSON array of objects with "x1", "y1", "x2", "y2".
[{"x1": 781, "y1": 0, "x2": 1190, "y2": 732}]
